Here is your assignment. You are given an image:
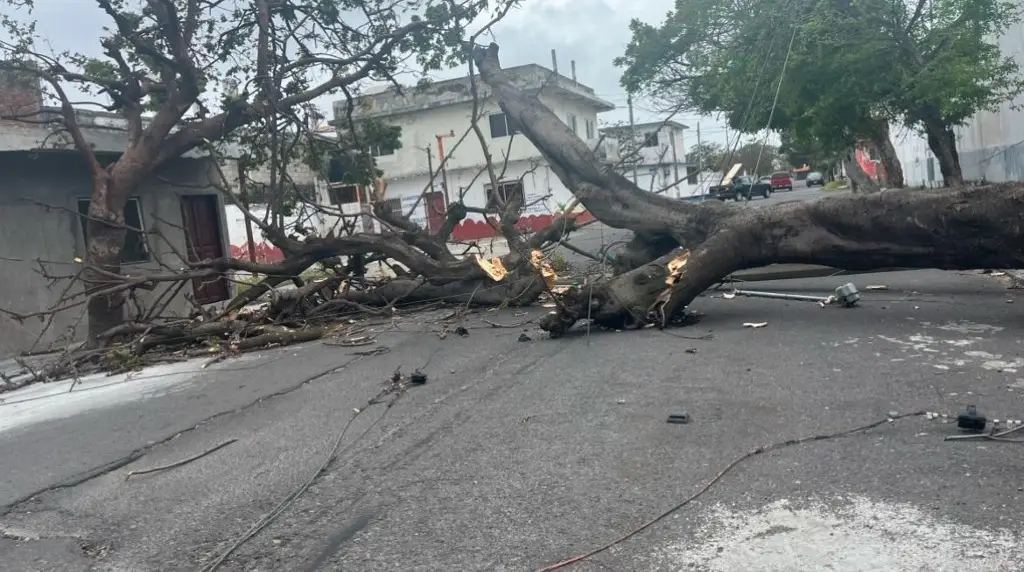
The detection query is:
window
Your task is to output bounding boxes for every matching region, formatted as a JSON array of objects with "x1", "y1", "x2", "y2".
[
  {"x1": 77, "y1": 198, "x2": 150, "y2": 263},
  {"x1": 566, "y1": 113, "x2": 578, "y2": 134},
  {"x1": 381, "y1": 197, "x2": 402, "y2": 214},
  {"x1": 642, "y1": 132, "x2": 659, "y2": 148},
  {"x1": 585, "y1": 119, "x2": 595, "y2": 139},
  {"x1": 484, "y1": 180, "x2": 525, "y2": 213},
  {"x1": 686, "y1": 166, "x2": 699, "y2": 185},
  {"x1": 488, "y1": 113, "x2": 520, "y2": 138},
  {"x1": 328, "y1": 184, "x2": 365, "y2": 205},
  {"x1": 926, "y1": 157, "x2": 935, "y2": 182},
  {"x1": 370, "y1": 143, "x2": 395, "y2": 157}
]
